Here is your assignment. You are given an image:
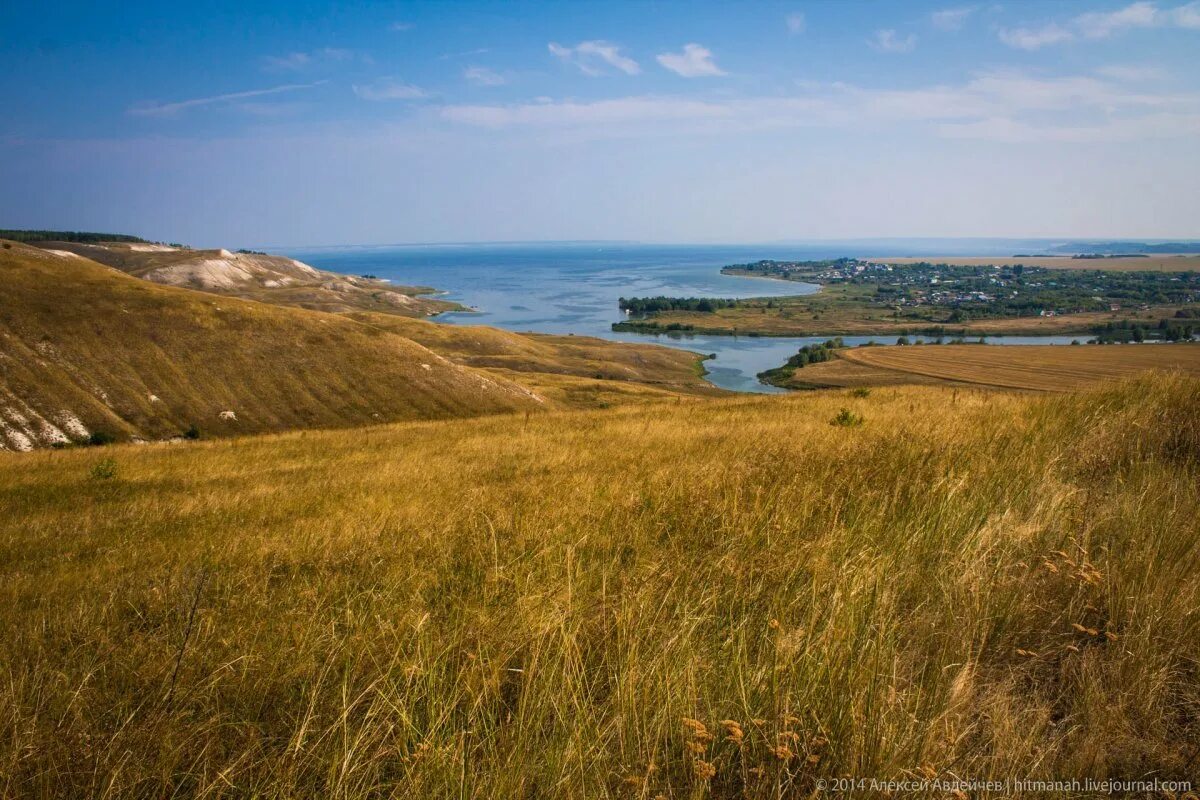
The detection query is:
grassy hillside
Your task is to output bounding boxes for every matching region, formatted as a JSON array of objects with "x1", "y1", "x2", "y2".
[
  {"x1": 0, "y1": 241, "x2": 541, "y2": 448},
  {"x1": 36, "y1": 240, "x2": 459, "y2": 317},
  {"x1": 347, "y1": 312, "x2": 720, "y2": 394},
  {"x1": 1, "y1": 374, "x2": 1197, "y2": 796}
]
